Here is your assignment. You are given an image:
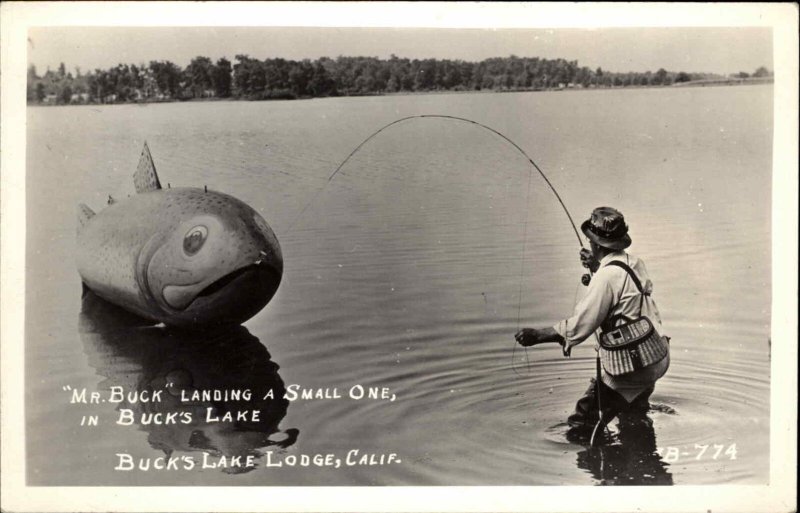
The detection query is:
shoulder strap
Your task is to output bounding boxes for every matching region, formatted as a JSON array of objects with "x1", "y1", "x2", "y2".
[
  {"x1": 604, "y1": 260, "x2": 645, "y2": 294},
  {"x1": 604, "y1": 259, "x2": 648, "y2": 319}
]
